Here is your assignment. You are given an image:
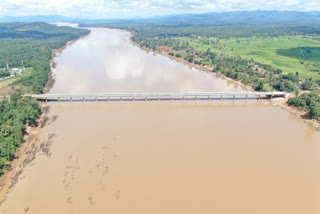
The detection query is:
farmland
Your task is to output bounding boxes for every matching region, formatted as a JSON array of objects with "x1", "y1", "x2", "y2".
[{"x1": 180, "y1": 36, "x2": 320, "y2": 80}]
